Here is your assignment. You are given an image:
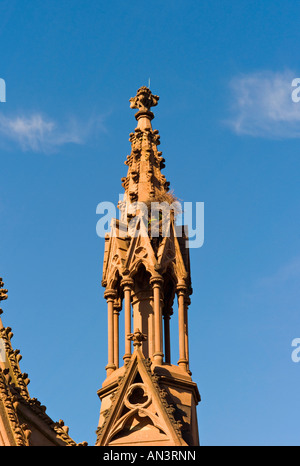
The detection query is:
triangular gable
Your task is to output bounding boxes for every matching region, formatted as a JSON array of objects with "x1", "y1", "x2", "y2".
[
  {"x1": 156, "y1": 219, "x2": 189, "y2": 285},
  {"x1": 102, "y1": 219, "x2": 129, "y2": 288},
  {"x1": 124, "y1": 217, "x2": 158, "y2": 277},
  {"x1": 96, "y1": 344, "x2": 186, "y2": 446},
  {"x1": 156, "y1": 218, "x2": 176, "y2": 274}
]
